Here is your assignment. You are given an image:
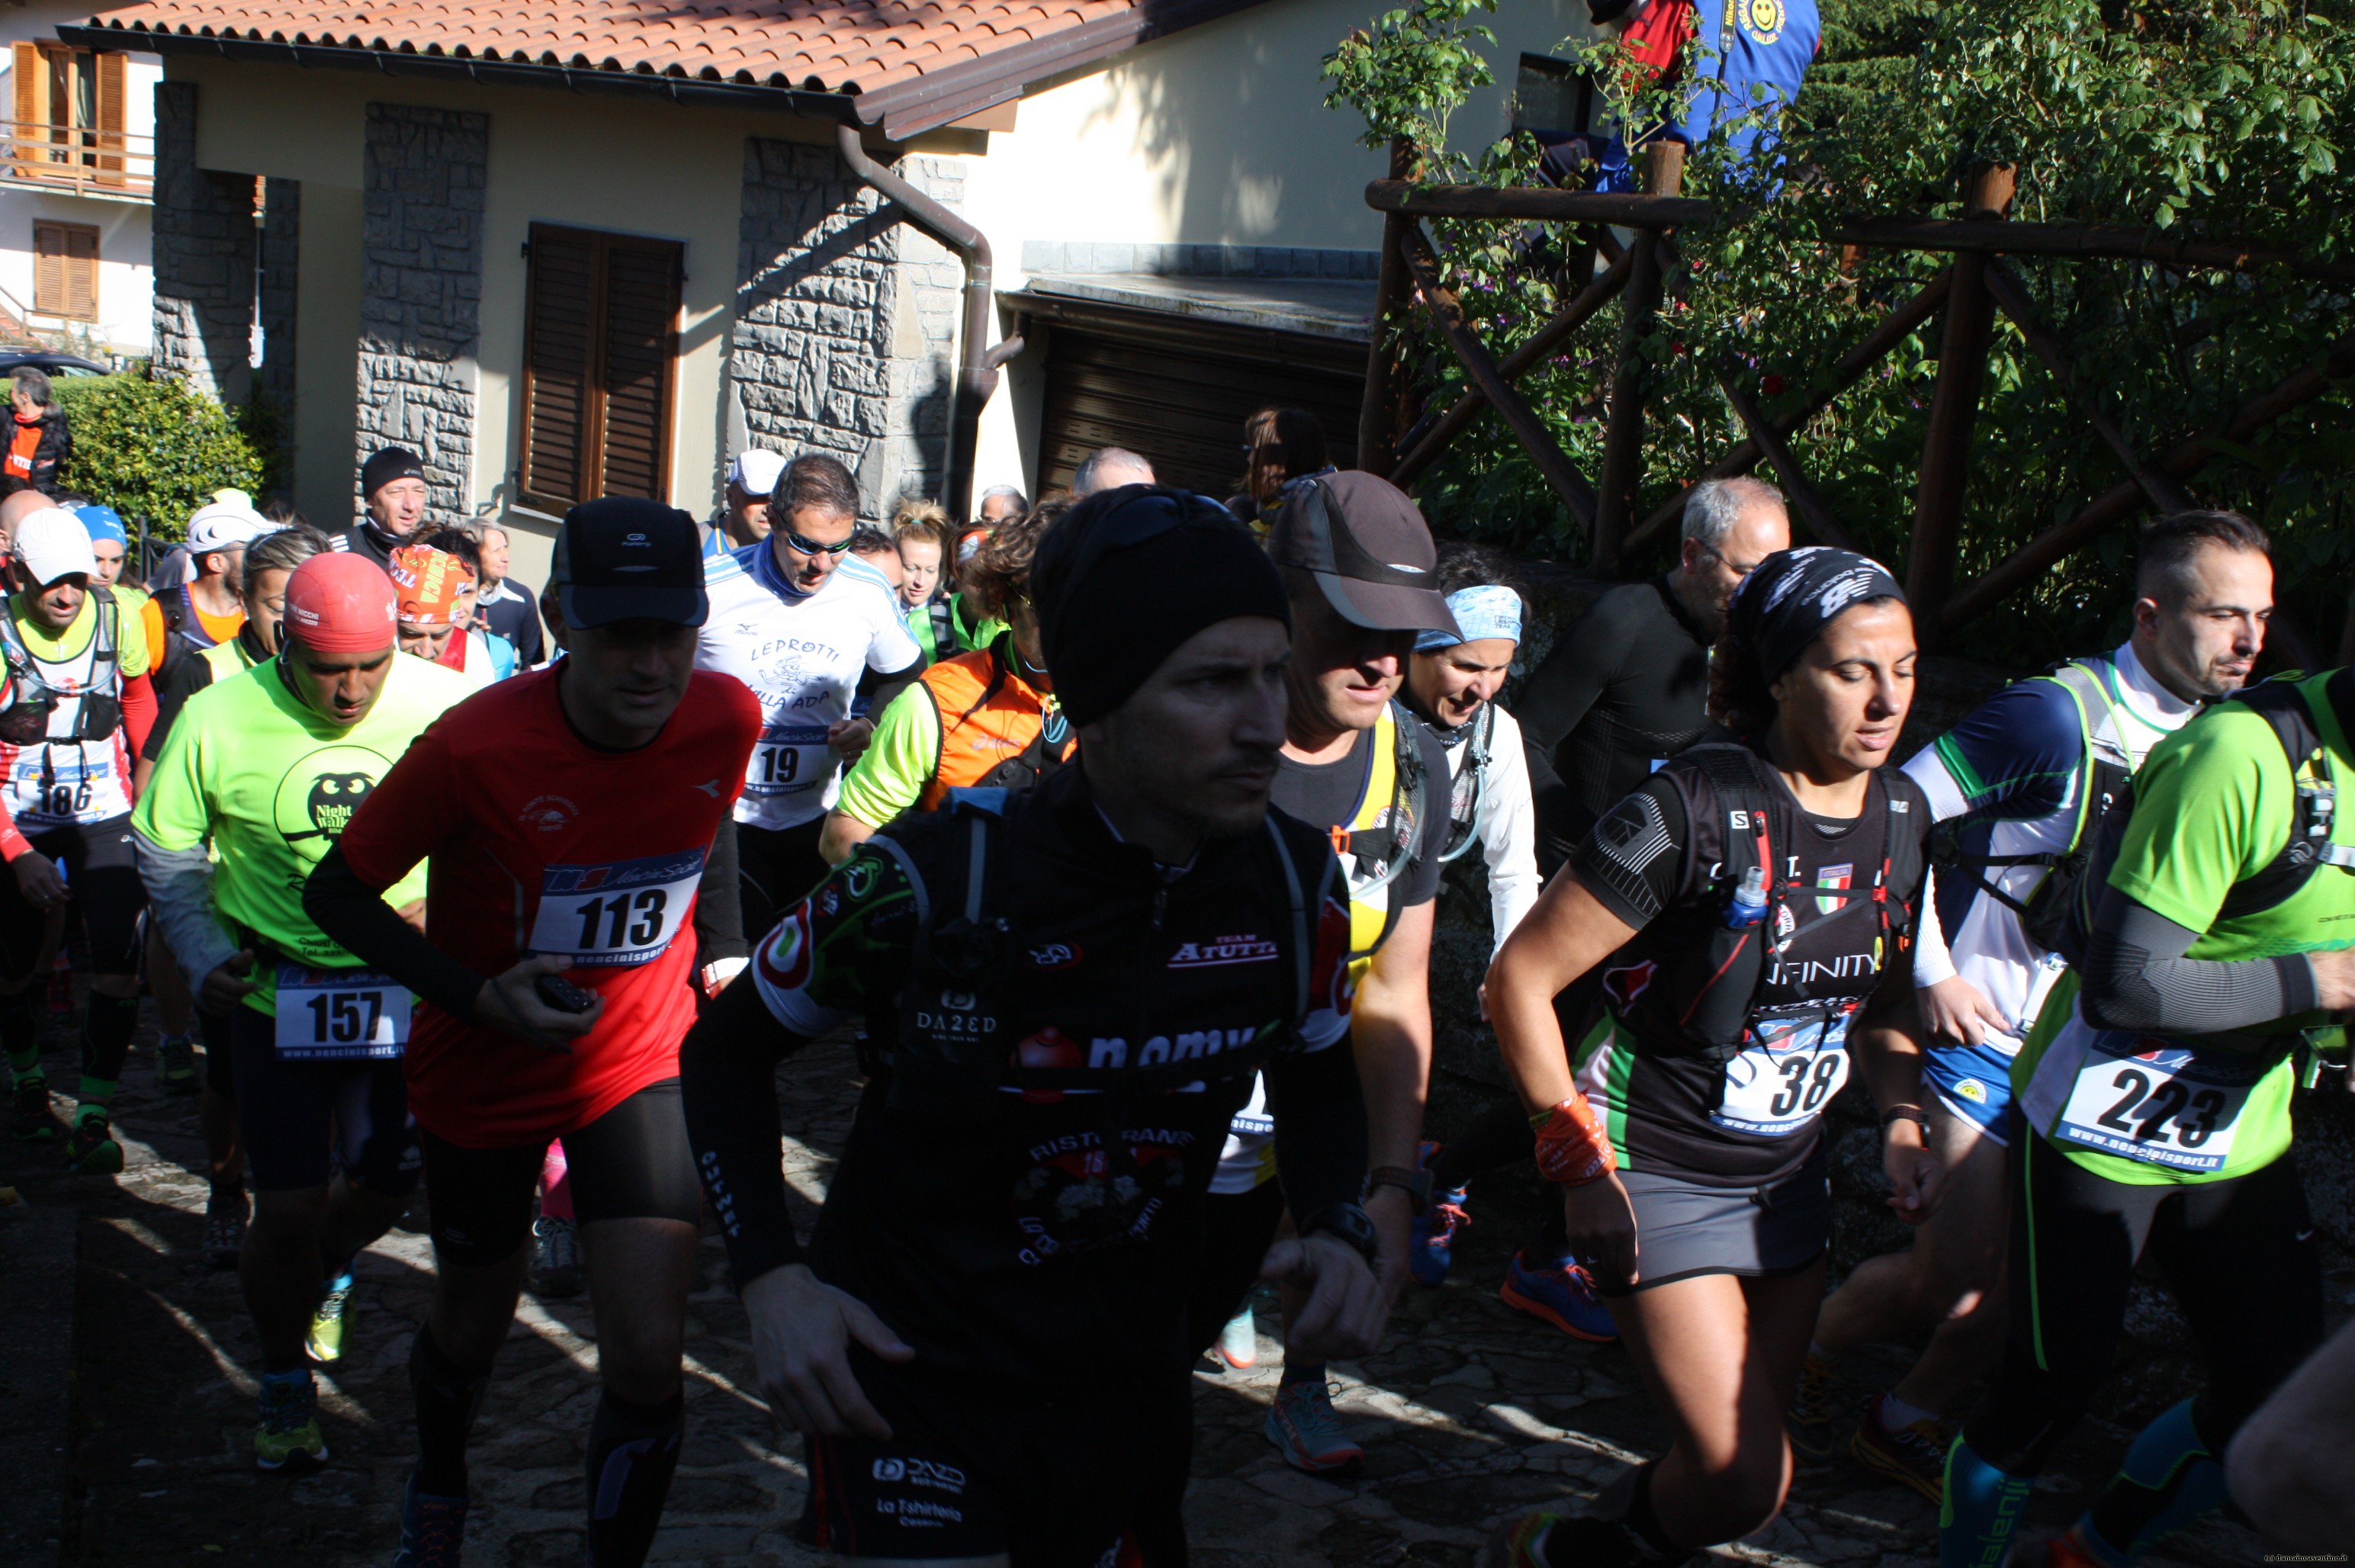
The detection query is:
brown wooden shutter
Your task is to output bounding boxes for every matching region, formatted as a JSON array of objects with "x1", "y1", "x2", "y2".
[
  {"x1": 519, "y1": 225, "x2": 681, "y2": 512},
  {"x1": 31, "y1": 223, "x2": 62, "y2": 316},
  {"x1": 62, "y1": 223, "x2": 95, "y2": 318},
  {"x1": 597, "y1": 239, "x2": 680, "y2": 500},
  {"x1": 94, "y1": 53, "x2": 123, "y2": 182},
  {"x1": 12, "y1": 43, "x2": 40, "y2": 182}
]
